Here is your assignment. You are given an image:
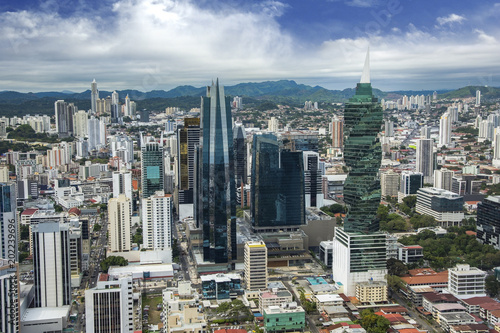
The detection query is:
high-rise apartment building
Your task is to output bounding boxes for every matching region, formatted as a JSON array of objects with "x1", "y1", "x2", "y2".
[
  {"x1": 244, "y1": 241, "x2": 267, "y2": 291},
  {"x1": 384, "y1": 119, "x2": 394, "y2": 137},
  {"x1": 142, "y1": 191, "x2": 172, "y2": 251},
  {"x1": 416, "y1": 139, "x2": 434, "y2": 184},
  {"x1": 332, "y1": 51, "x2": 387, "y2": 296},
  {"x1": 85, "y1": 276, "x2": 134, "y2": 333},
  {"x1": 113, "y1": 169, "x2": 132, "y2": 204},
  {"x1": 108, "y1": 194, "x2": 132, "y2": 252},
  {"x1": 177, "y1": 118, "x2": 200, "y2": 205},
  {"x1": 434, "y1": 168, "x2": 454, "y2": 191},
  {"x1": 141, "y1": 134, "x2": 164, "y2": 199},
  {"x1": 439, "y1": 112, "x2": 451, "y2": 147},
  {"x1": 475, "y1": 90, "x2": 481, "y2": 107},
  {"x1": 88, "y1": 115, "x2": 106, "y2": 151},
  {"x1": 91, "y1": 79, "x2": 99, "y2": 114},
  {"x1": 331, "y1": 116, "x2": 343, "y2": 149},
  {"x1": 268, "y1": 117, "x2": 279, "y2": 133},
  {"x1": 234, "y1": 124, "x2": 247, "y2": 185},
  {"x1": 251, "y1": 134, "x2": 305, "y2": 229},
  {"x1": 55, "y1": 100, "x2": 76, "y2": 138},
  {"x1": 73, "y1": 109, "x2": 88, "y2": 138},
  {"x1": 195, "y1": 80, "x2": 237, "y2": 264},
  {"x1": 380, "y1": 170, "x2": 399, "y2": 197},
  {"x1": 32, "y1": 221, "x2": 71, "y2": 307}
]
